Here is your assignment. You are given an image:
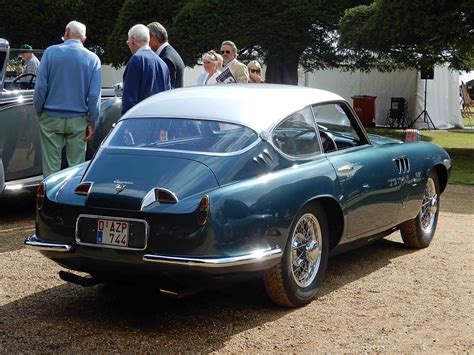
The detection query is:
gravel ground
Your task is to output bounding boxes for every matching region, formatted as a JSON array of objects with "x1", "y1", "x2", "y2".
[{"x1": 0, "y1": 184, "x2": 473, "y2": 353}]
